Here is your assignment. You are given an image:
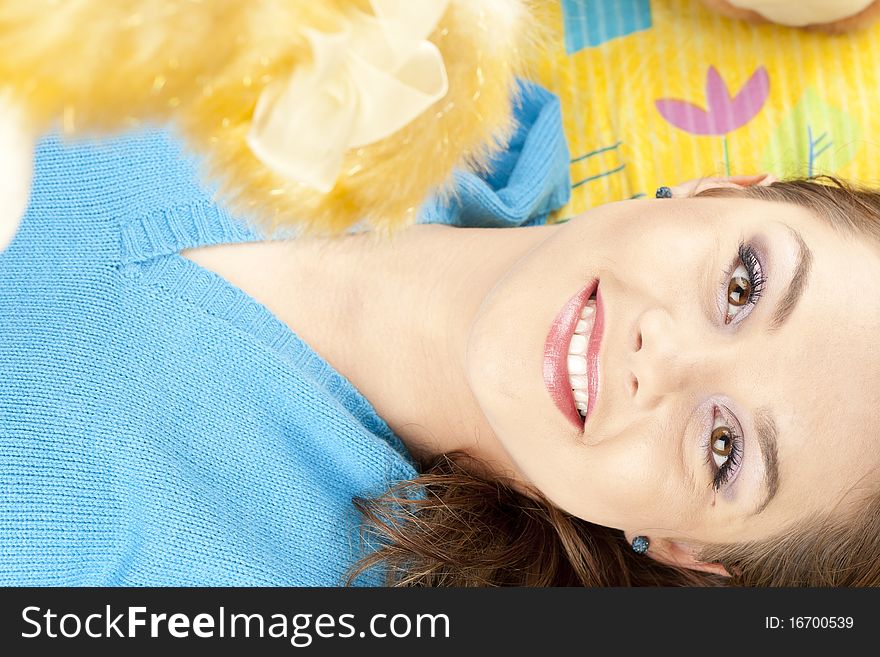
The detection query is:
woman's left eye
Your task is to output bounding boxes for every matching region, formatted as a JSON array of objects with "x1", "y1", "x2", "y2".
[
  {"x1": 725, "y1": 244, "x2": 765, "y2": 324},
  {"x1": 705, "y1": 408, "x2": 743, "y2": 492}
]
